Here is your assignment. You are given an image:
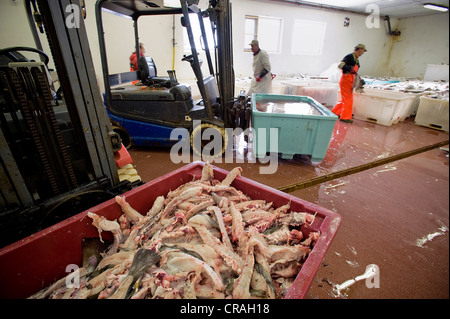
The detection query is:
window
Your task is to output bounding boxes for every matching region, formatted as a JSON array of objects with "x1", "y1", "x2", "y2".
[
  {"x1": 244, "y1": 16, "x2": 258, "y2": 48},
  {"x1": 244, "y1": 15, "x2": 283, "y2": 54},
  {"x1": 183, "y1": 13, "x2": 216, "y2": 52},
  {"x1": 291, "y1": 19, "x2": 327, "y2": 56}
]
